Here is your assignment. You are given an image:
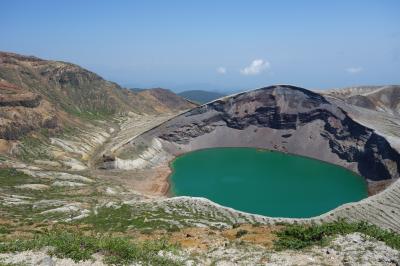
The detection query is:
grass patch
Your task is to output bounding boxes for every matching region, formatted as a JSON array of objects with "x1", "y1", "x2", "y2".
[
  {"x1": 16, "y1": 135, "x2": 50, "y2": 162},
  {"x1": 0, "y1": 226, "x2": 10, "y2": 235},
  {"x1": 80, "y1": 205, "x2": 185, "y2": 232},
  {"x1": 0, "y1": 168, "x2": 35, "y2": 187},
  {"x1": 274, "y1": 220, "x2": 400, "y2": 251},
  {"x1": 64, "y1": 106, "x2": 114, "y2": 121},
  {"x1": 0, "y1": 229, "x2": 181, "y2": 265}
]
